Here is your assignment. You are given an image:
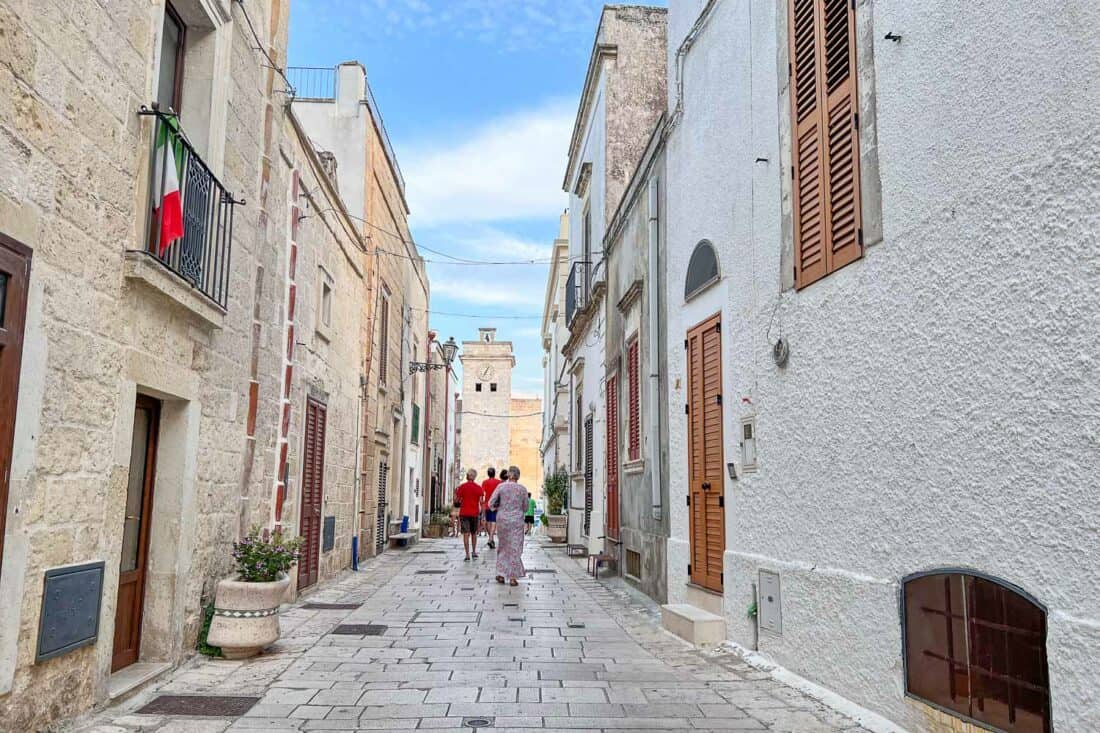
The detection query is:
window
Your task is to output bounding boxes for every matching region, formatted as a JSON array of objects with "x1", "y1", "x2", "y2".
[
  {"x1": 788, "y1": 0, "x2": 862, "y2": 288},
  {"x1": 475, "y1": 383, "x2": 482, "y2": 392},
  {"x1": 903, "y1": 571, "x2": 1050, "y2": 733},
  {"x1": 489, "y1": 383, "x2": 497, "y2": 392},
  {"x1": 582, "y1": 205, "x2": 592, "y2": 296},
  {"x1": 605, "y1": 375, "x2": 619, "y2": 541},
  {"x1": 0, "y1": 234, "x2": 32, "y2": 579},
  {"x1": 625, "y1": 549, "x2": 642, "y2": 580},
  {"x1": 627, "y1": 338, "x2": 640, "y2": 461},
  {"x1": 157, "y1": 2, "x2": 185, "y2": 112},
  {"x1": 574, "y1": 390, "x2": 584, "y2": 471},
  {"x1": 684, "y1": 241, "x2": 719, "y2": 300},
  {"x1": 377, "y1": 290, "x2": 389, "y2": 384},
  {"x1": 410, "y1": 404, "x2": 420, "y2": 445},
  {"x1": 320, "y1": 278, "x2": 333, "y2": 328}
]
